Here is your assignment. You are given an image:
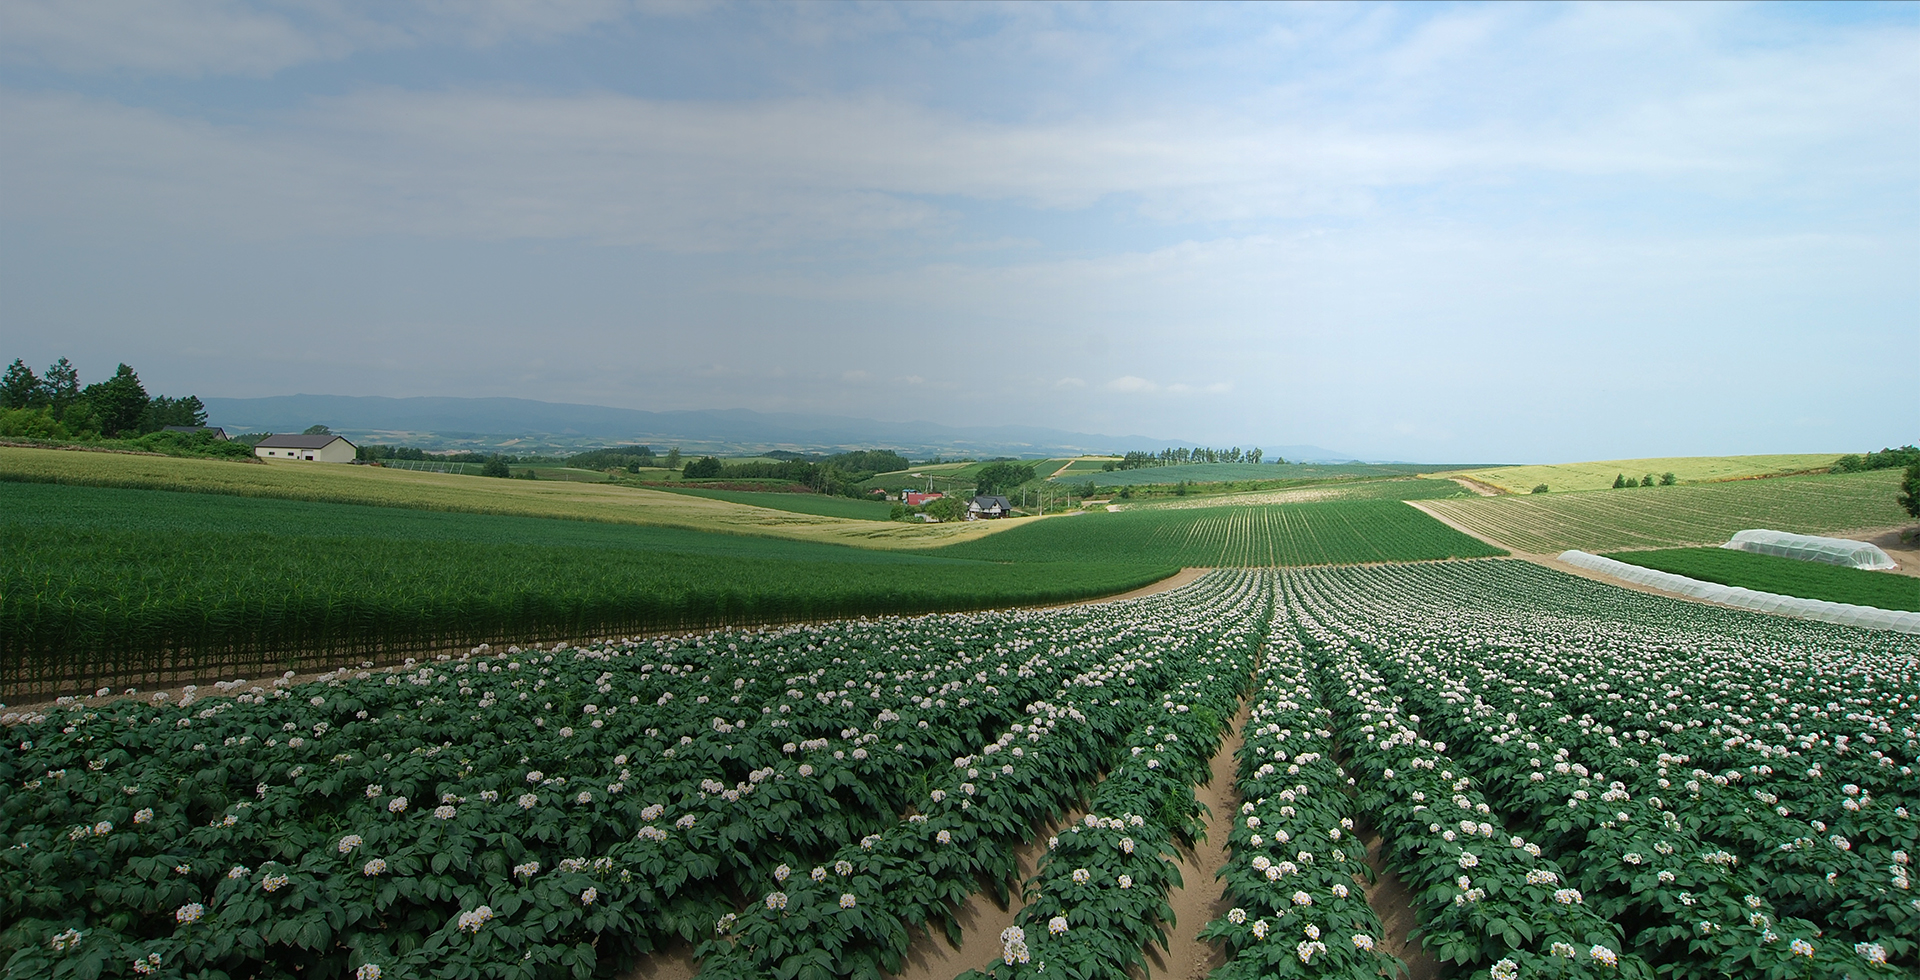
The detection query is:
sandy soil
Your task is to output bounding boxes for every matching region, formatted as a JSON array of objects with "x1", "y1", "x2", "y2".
[
  {"x1": 1448, "y1": 476, "x2": 1506, "y2": 497},
  {"x1": 1837, "y1": 525, "x2": 1920, "y2": 579},
  {"x1": 1141, "y1": 701, "x2": 1249, "y2": 980},
  {"x1": 1356, "y1": 821, "x2": 1438, "y2": 980}
]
